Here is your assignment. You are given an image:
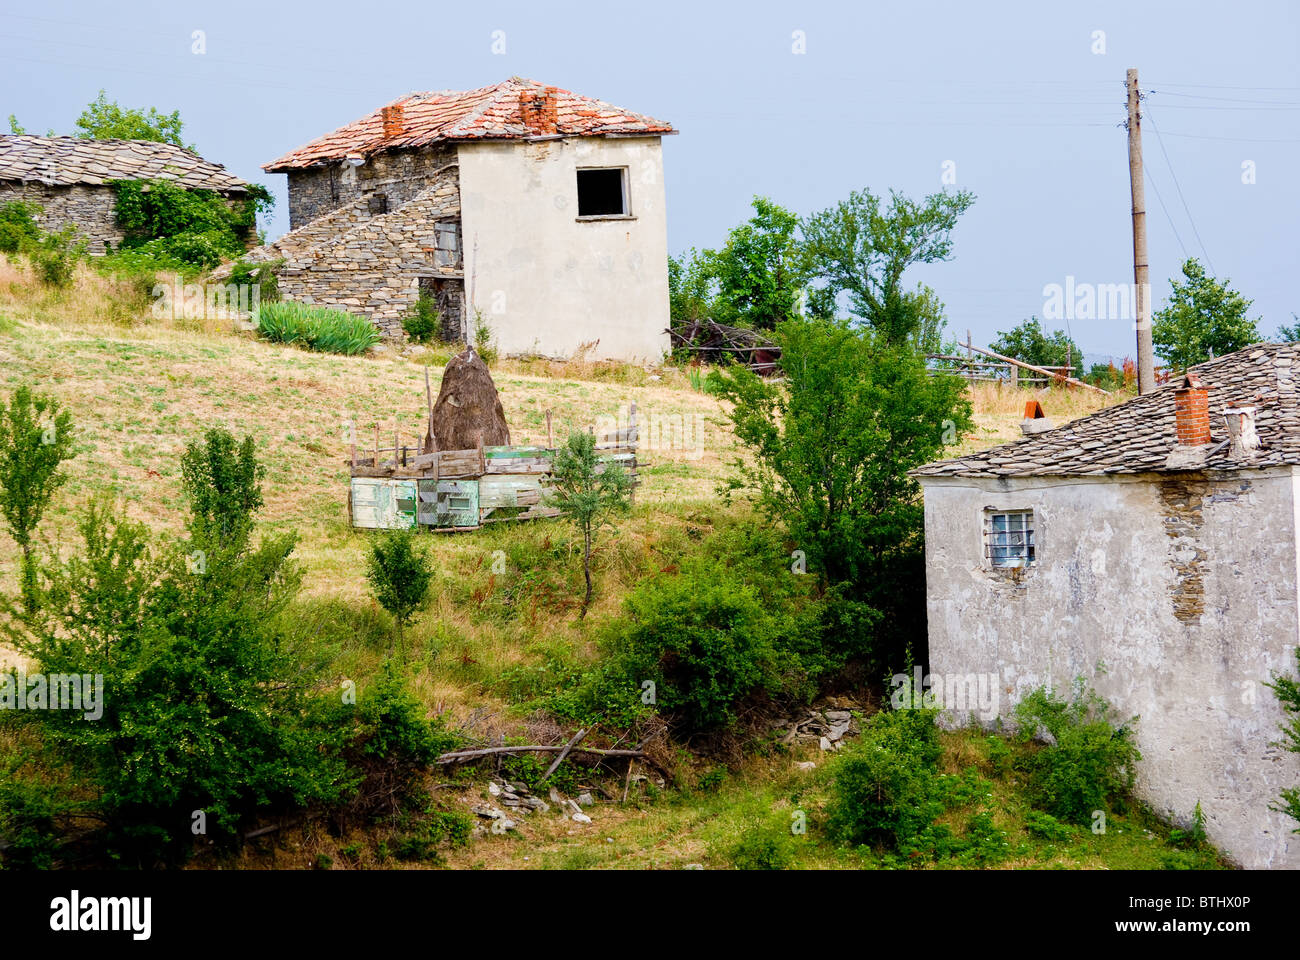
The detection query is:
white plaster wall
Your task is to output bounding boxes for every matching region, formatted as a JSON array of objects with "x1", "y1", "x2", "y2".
[
  {"x1": 457, "y1": 137, "x2": 671, "y2": 363},
  {"x1": 920, "y1": 468, "x2": 1300, "y2": 869}
]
